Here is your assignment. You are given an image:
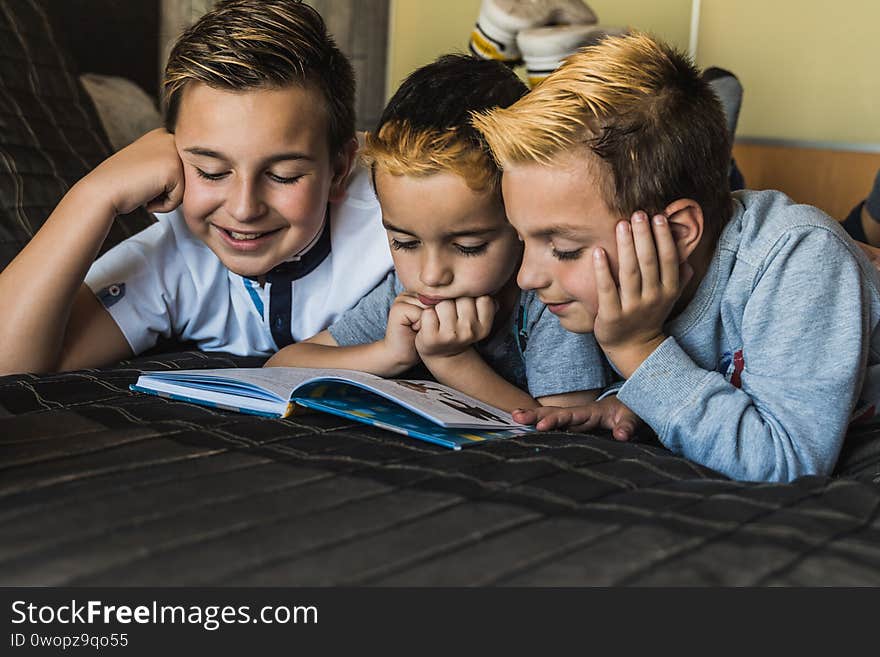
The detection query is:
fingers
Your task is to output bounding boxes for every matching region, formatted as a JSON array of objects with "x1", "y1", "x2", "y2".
[
  {"x1": 615, "y1": 219, "x2": 641, "y2": 308},
  {"x1": 631, "y1": 211, "x2": 661, "y2": 299},
  {"x1": 393, "y1": 293, "x2": 428, "y2": 330},
  {"x1": 535, "y1": 411, "x2": 567, "y2": 432},
  {"x1": 539, "y1": 407, "x2": 603, "y2": 432},
  {"x1": 513, "y1": 406, "x2": 567, "y2": 430},
  {"x1": 593, "y1": 247, "x2": 621, "y2": 317},
  {"x1": 511, "y1": 408, "x2": 538, "y2": 425},
  {"x1": 432, "y1": 300, "x2": 458, "y2": 343},
  {"x1": 145, "y1": 179, "x2": 184, "y2": 214},
  {"x1": 474, "y1": 295, "x2": 496, "y2": 338},
  {"x1": 608, "y1": 400, "x2": 642, "y2": 441},
  {"x1": 432, "y1": 297, "x2": 493, "y2": 344},
  {"x1": 399, "y1": 303, "x2": 425, "y2": 329},
  {"x1": 651, "y1": 213, "x2": 680, "y2": 294},
  {"x1": 514, "y1": 400, "x2": 645, "y2": 441},
  {"x1": 515, "y1": 405, "x2": 602, "y2": 432},
  {"x1": 419, "y1": 306, "x2": 439, "y2": 335},
  {"x1": 614, "y1": 211, "x2": 685, "y2": 304}
]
